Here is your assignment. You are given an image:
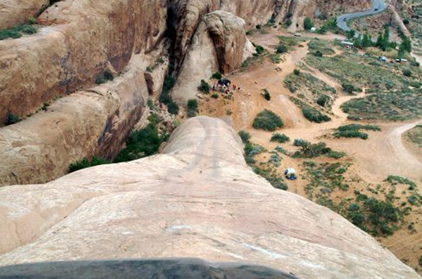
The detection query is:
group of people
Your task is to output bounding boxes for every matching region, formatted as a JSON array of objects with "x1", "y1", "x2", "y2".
[{"x1": 211, "y1": 79, "x2": 242, "y2": 95}]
